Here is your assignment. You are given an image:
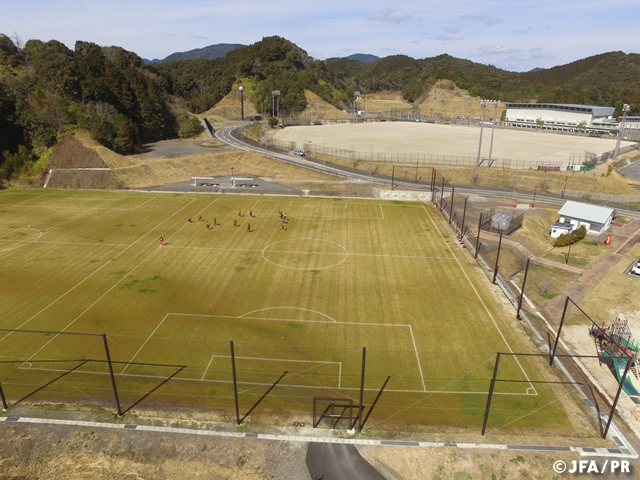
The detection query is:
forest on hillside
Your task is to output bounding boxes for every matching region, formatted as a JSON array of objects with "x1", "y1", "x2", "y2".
[{"x1": 0, "y1": 33, "x2": 638, "y2": 182}]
